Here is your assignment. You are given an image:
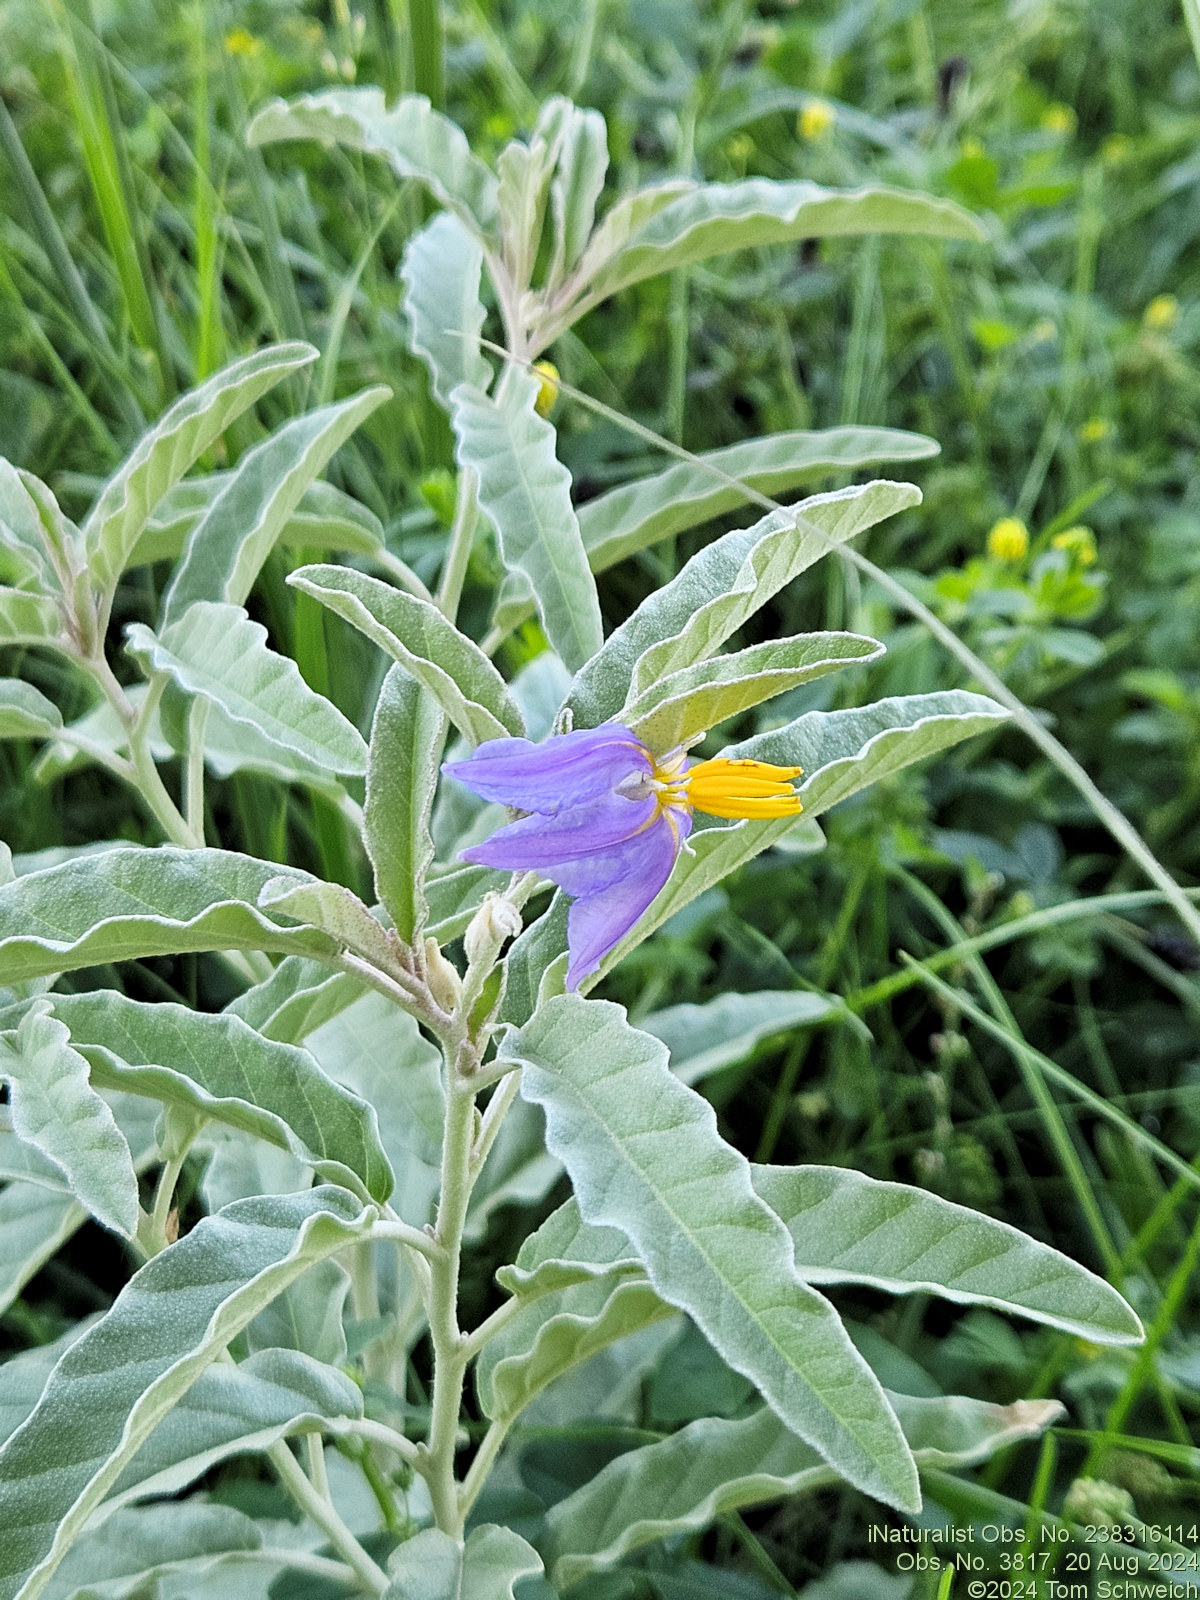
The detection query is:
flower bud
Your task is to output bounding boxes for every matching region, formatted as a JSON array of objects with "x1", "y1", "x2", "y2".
[
  {"x1": 987, "y1": 516, "x2": 1028, "y2": 562},
  {"x1": 423, "y1": 937, "x2": 463, "y2": 1013},
  {"x1": 464, "y1": 893, "x2": 523, "y2": 968}
]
